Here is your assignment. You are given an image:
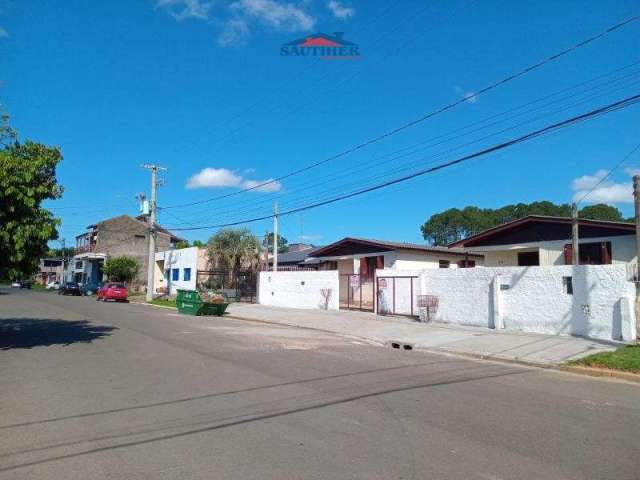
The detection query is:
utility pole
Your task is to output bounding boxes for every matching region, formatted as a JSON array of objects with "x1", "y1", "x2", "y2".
[
  {"x1": 263, "y1": 230, "x2": 269, "y2": 270},
  {"x1": 571, "y1": 203, "x2": 579, "y2": 265},
  {"x1": 634, "y1": 176, "x2": 640, "y2": 280},
  {"x1": 143, "y1": 164, "x2": 166, "y2": 302},
  {"x1": 273, "y1": 203, "x2": 279, "y2": 272}
]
